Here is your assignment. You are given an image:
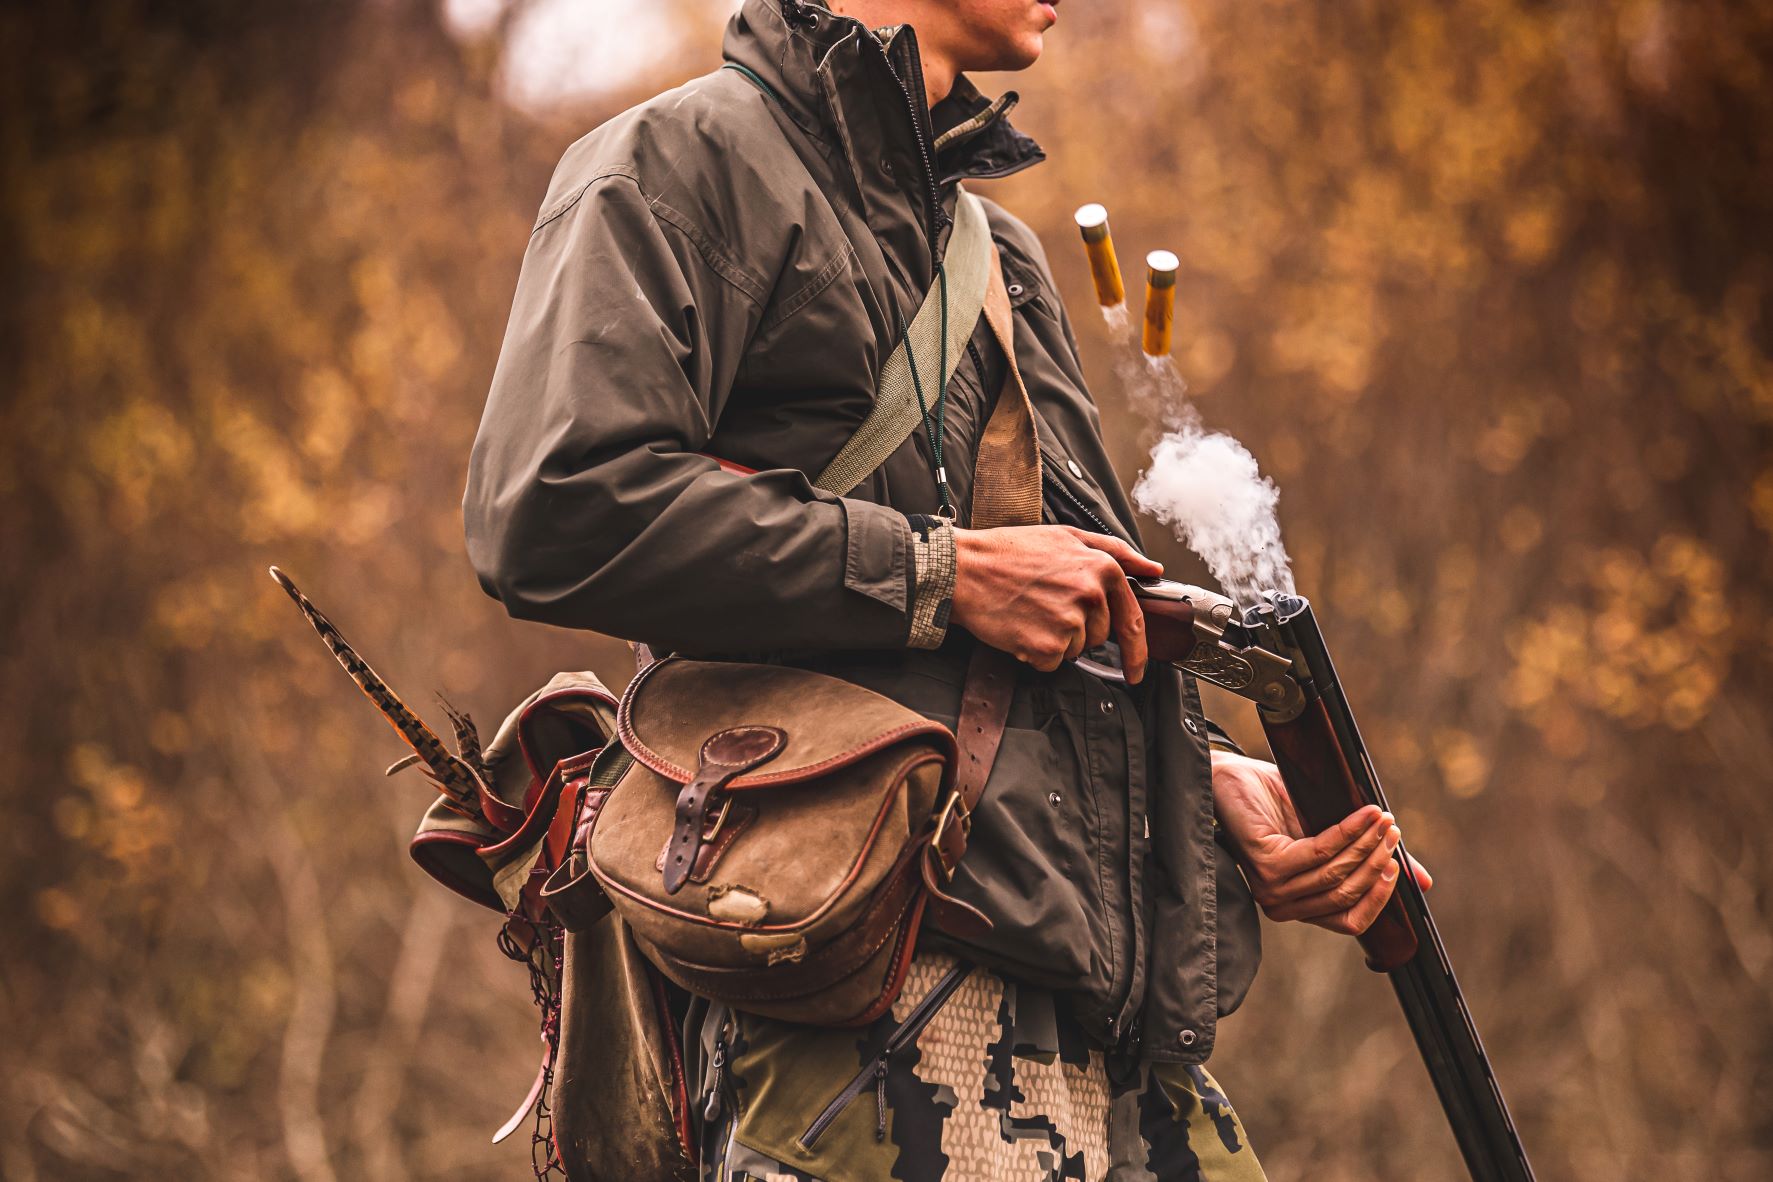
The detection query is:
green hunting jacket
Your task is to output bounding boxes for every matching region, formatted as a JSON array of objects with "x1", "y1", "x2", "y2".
[{"x1": 464, "y1": 0, "x2": 1261, "y2": 1065}]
